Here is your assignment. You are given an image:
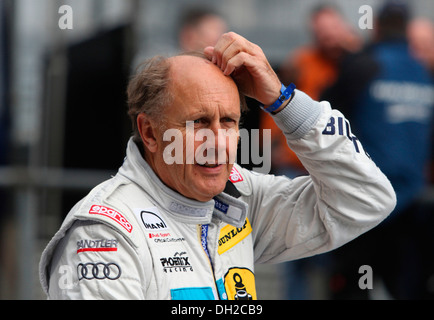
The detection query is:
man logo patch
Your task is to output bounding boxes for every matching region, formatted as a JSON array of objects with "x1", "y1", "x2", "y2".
[{"x1": 136, "y1": 207, "x2": 169, "y2": 231}]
